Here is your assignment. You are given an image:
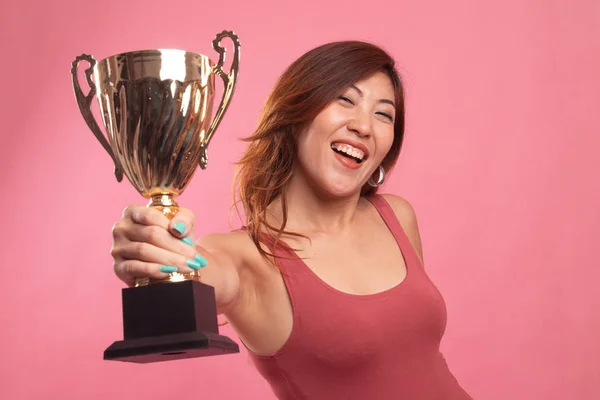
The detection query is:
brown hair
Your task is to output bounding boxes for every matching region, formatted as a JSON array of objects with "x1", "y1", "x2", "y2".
[{"x1": 234, "y1": 40, "x2": 405, "y2": 259}]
